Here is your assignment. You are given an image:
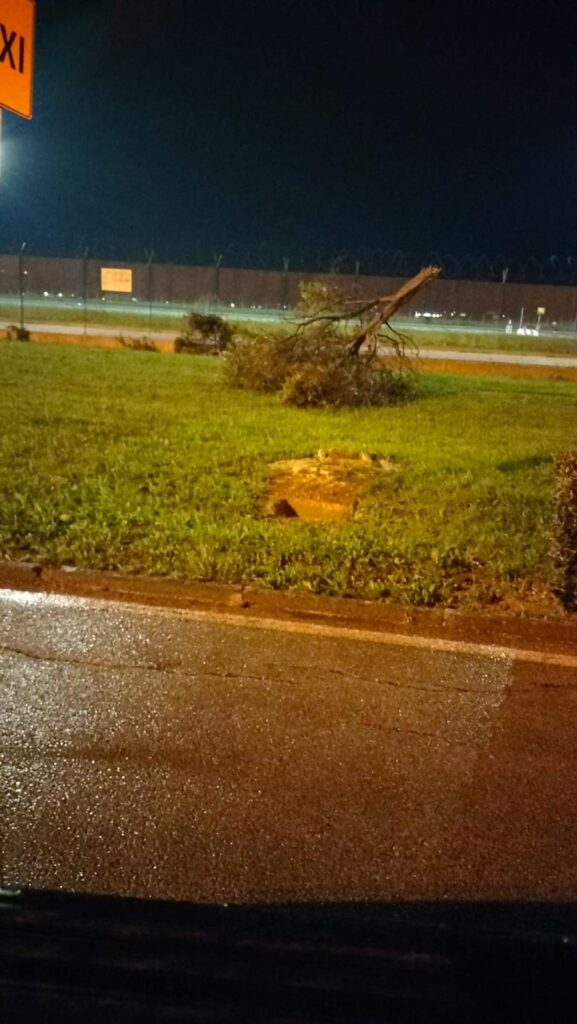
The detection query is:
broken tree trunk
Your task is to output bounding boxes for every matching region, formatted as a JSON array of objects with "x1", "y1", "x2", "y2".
[{"x1": 347, "y1": 265, "x2": 441, "y2": 356}]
